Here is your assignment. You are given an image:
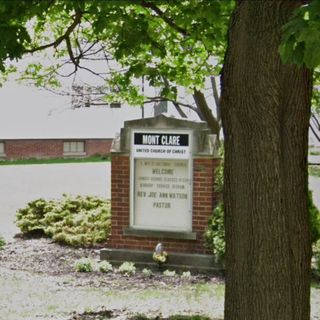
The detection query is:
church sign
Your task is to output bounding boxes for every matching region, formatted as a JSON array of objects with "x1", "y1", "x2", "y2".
[
  {"x1": 131, "y1": 130, "x2": 192, "y2": 231},
  {"x1": 104, "y1": 115, "x2": 218, "y2": 264}
]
